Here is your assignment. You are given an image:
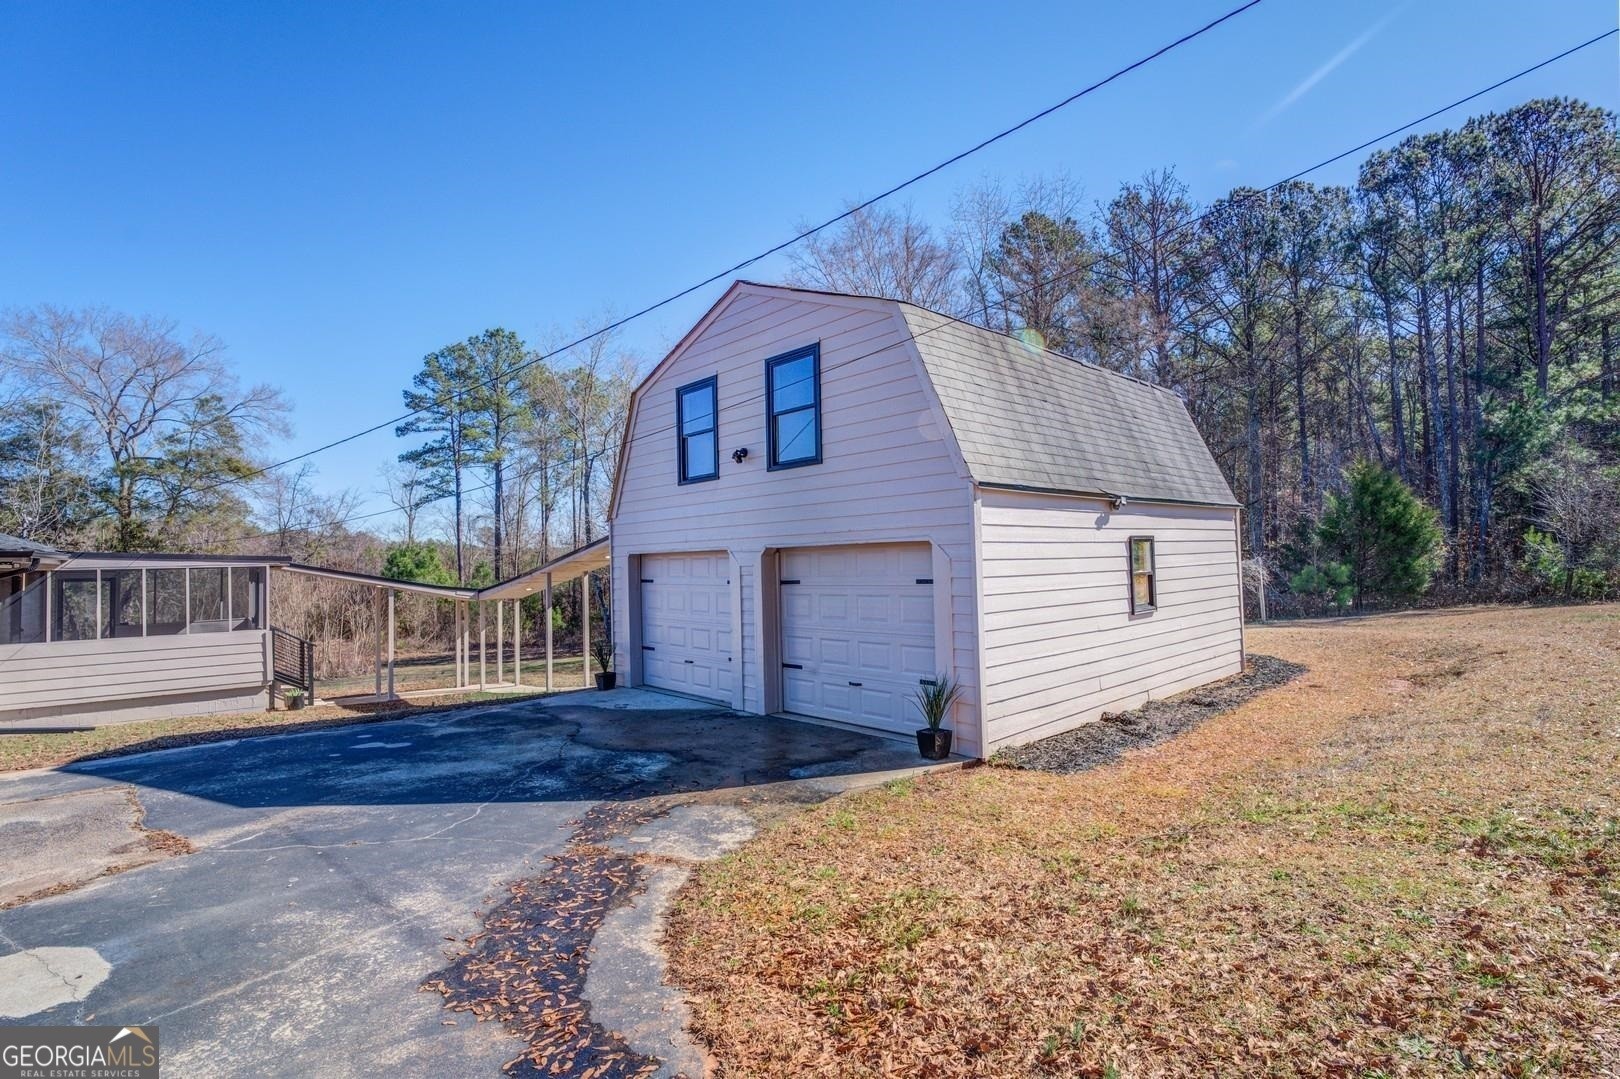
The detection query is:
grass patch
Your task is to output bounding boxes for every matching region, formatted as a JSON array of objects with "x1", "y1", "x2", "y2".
[{"x1": 668, "y1": 604, "x2": 1620, "y2": 1076}]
